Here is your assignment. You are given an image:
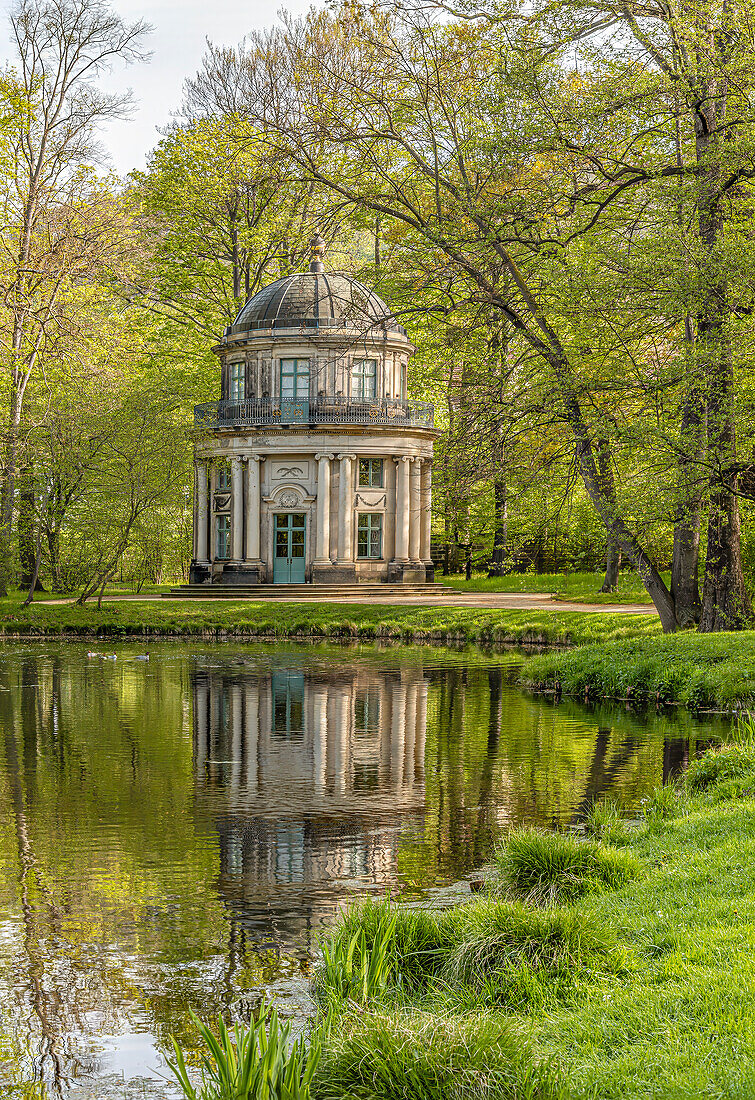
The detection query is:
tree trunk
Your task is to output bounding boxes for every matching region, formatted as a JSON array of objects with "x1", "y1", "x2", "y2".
[
  {"x1": 488, "y1": 476, "x2": 508, "y2": 576},
  {"x1": 17, "y1": 468, "x2": 43, "y2": 591},
  {"x1": 0, "y1": 382, "x2": 23, "y2": 596},
  {"x1": 700, "y1": 479, "x2": 751, "y2": 630},
  {"x1": 695, "y1": 101, "x2": 752, "y2": 631},
  {"x1": 671, "y1": 321, "x2": 704, "y2": 626},
  {"x1": 600, "y1": 537, "x2": 621, "y2": 592},
  {"x1": 46, "y1": 525, "x2": 61, "y2": 591}
]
